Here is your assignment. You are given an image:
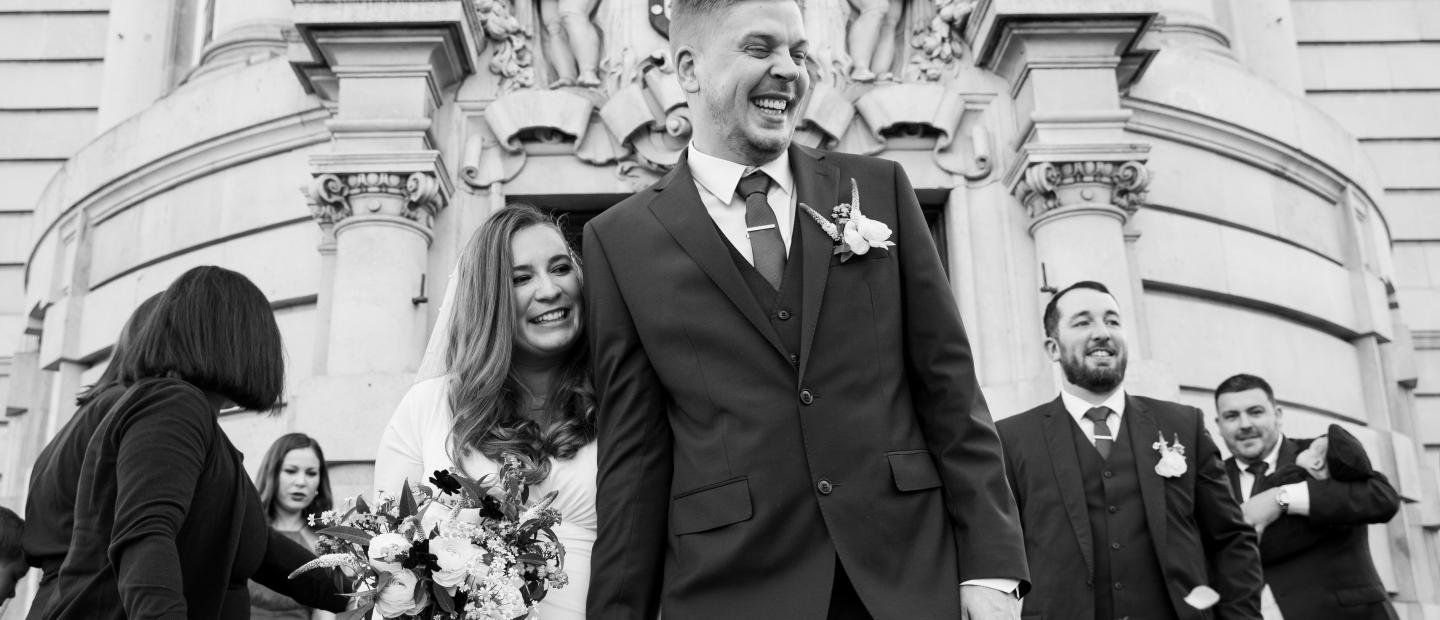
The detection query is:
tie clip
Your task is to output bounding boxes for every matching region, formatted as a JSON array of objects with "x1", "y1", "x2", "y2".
[
  {"x1": 746, "y1": 224, "x2": 776, "y2": 232},
  {"x1": 1094, "y1": 433, "x2": 1113, "y2": 440}
]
